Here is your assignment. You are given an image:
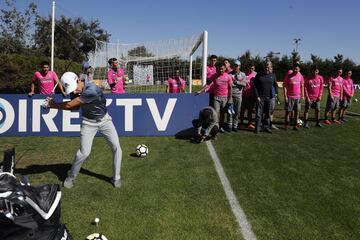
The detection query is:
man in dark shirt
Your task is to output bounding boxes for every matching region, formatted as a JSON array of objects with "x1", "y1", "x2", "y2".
[
  {"x1": 44, "y1": 71, "x2": 122, "y2": 189},
  {"x1": 253, "y1": 61, "x2": 278, "y2": 133}
]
